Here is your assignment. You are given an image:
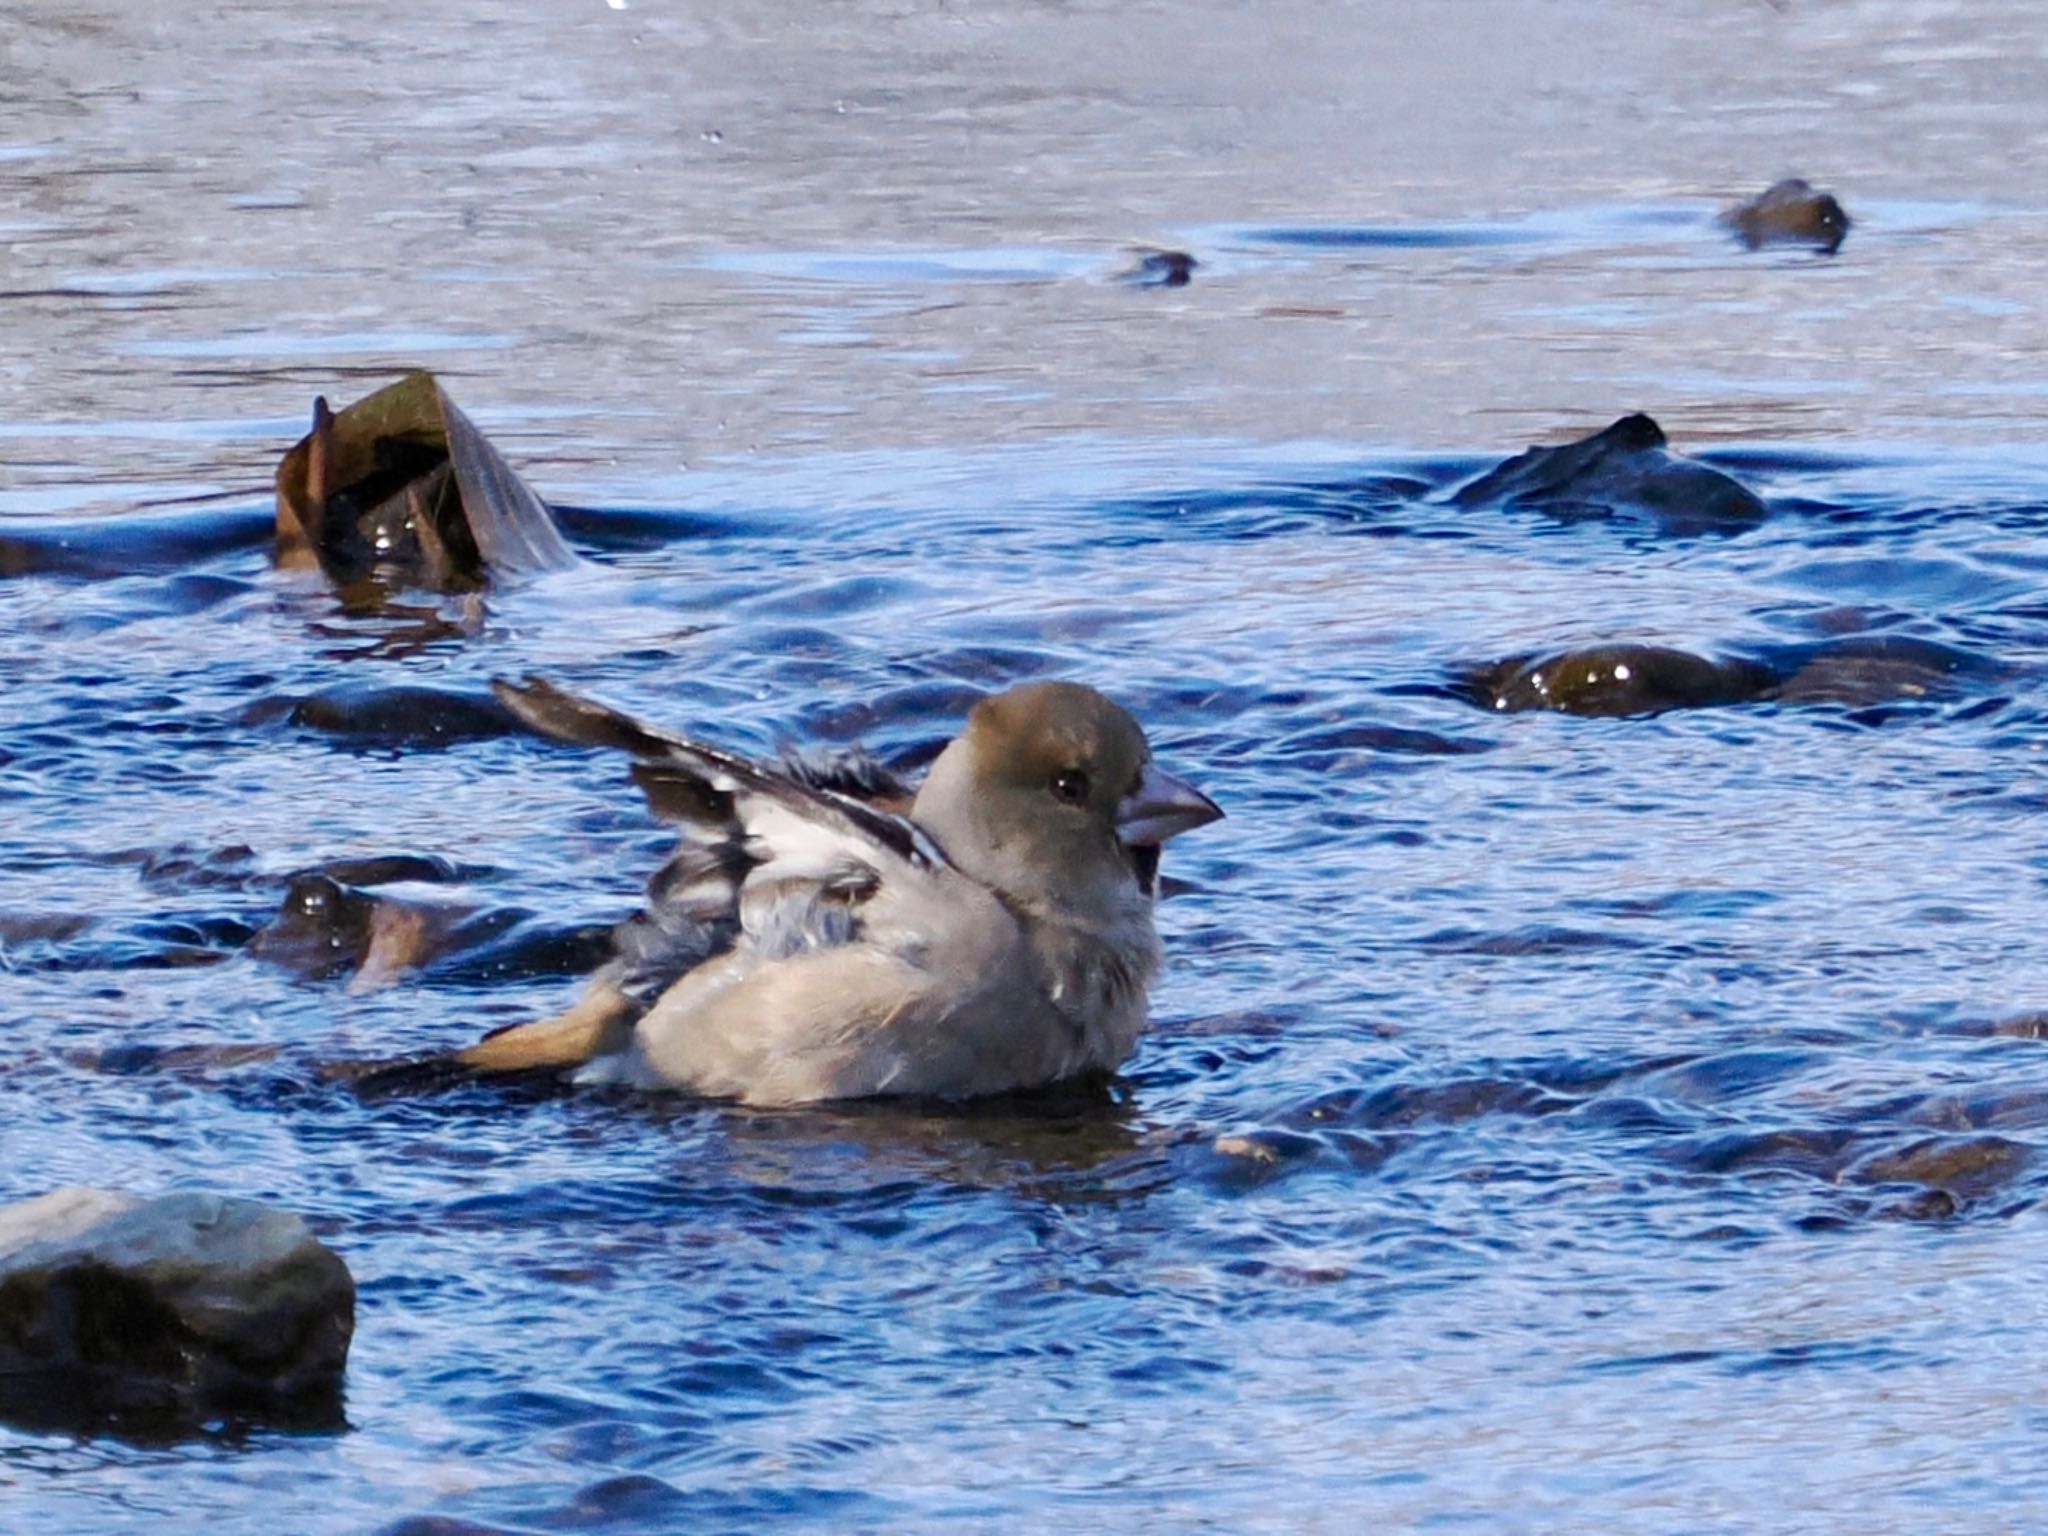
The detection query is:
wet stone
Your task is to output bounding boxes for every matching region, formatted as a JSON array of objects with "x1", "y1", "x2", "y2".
[
  {"x1": 1772, "y1": 635, "x2": 1982, "y2": 707},
  {"x1": 247, "y1": 874, "x2": 384, "y2": 981},
  {"x1": 0, "y1": 1187, "x2": 354, "y2": 1435},
  {"x1": 247, "y1": 873, "x2": 552, "y2": 993},
  {"x1": 135, "y1": 843, "x2": 262, "y2": 894},
  {"x1": 251, "y1": 874, "x2": 476, "y2": 993},
  {"x1": 1464, "y1": 633, "x2": 1998, "y2": 718},
  {"x1": 1848, "y1": 1135, "x2": 2032, "y2": 1201},
  {"x1": 1451, "y1": 413, "x2": 1767, "y2": 535},
  {"x1": 1198, "y1": 1128, "x2": 1333, "y2": 1190},
  {"x1": 282, "y1": 684, "x2": 523, "y2": 748},
  {"x1": 1720, "y1": 177, "x2": 1852, "y2": 255},
  {"x1": 1118, "y1": 247, "x2": 1198, "y2": 287},
  {"x1": 1469, "y1": 644, "x2": 1777, "y2": 717},
  {"x1": 1878, "y1": 1189, "x2": 1959, "y2": 1223},
  {"x1": 0, "y1": 912, "x2": 93, "y2": 946}
]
